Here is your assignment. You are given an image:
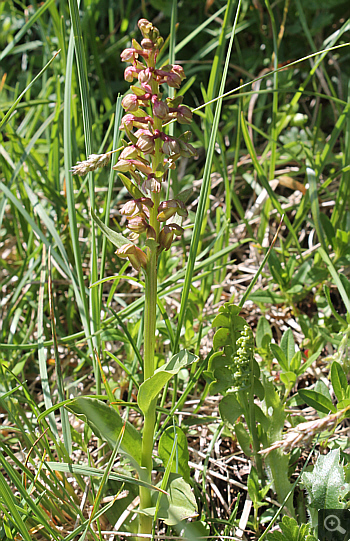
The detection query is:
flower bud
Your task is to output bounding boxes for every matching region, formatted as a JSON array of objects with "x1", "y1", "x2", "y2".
[
  {"x1": 136, "y1": 133, "x2": 155, "y2": 154},
  {"x1": 121, "y1": 48, "x2": 137, "y2": 62},
  {"x1": 141, "y1": 38, "x2": 154, "y2": 50},
  {"x1": 129, "y1": 160, "x2": 153, "y2": 176},
  {"x1": 120, "y1": 114, "x2": 136, "y2": 130},
  {"x1": 164, "y1": 72, "x2": 182, "y2": 88},
  {"x1": 159, "y1": 223, "x2": 184, "y2": 251},
  {"x1": 162, "y1": 136, "x2": 180, "y2": 155},
  {"x1": 113, "y1": 159, "x2": 132, "y2": 172},
  {"x1": 116, "y1": 243, "x2": 147, "y2": 271},
  {"x1": 124, "y1": 66, "x2": 138, "y2": 82},
  {"x1": 152, "y1": 98, "x2": 169, "y2": 119},
  {"x1": 119, "y1": 145, "x2": 139, "y2": 160},
  {"x1": 138, "y1": 19, "x2": 153, "y2": 38},
  {"x1": 138, "y1": 68, "x2": 153, "y2": 85},
  {"x1": 120, "y1": 200, "x2": 143, "y2": 217},
  {"x1": 172, "y1": 65, "x2": 186, "y2": 81},
  {"x1": 126, "y1": 216, "x2": 149, "y2": 233},
  {"x1": 176, "y1": 105, "x2": 192, "y2": 124},
  {"x1": 122, "y1": 94, "x2": 139, "y2": 112},
  {"x1": 157, "y1": 200, "x2": 178, "y2": 222},
  {"x1": 178, "y1": 140, "x2": 198, "y2": 158}
]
